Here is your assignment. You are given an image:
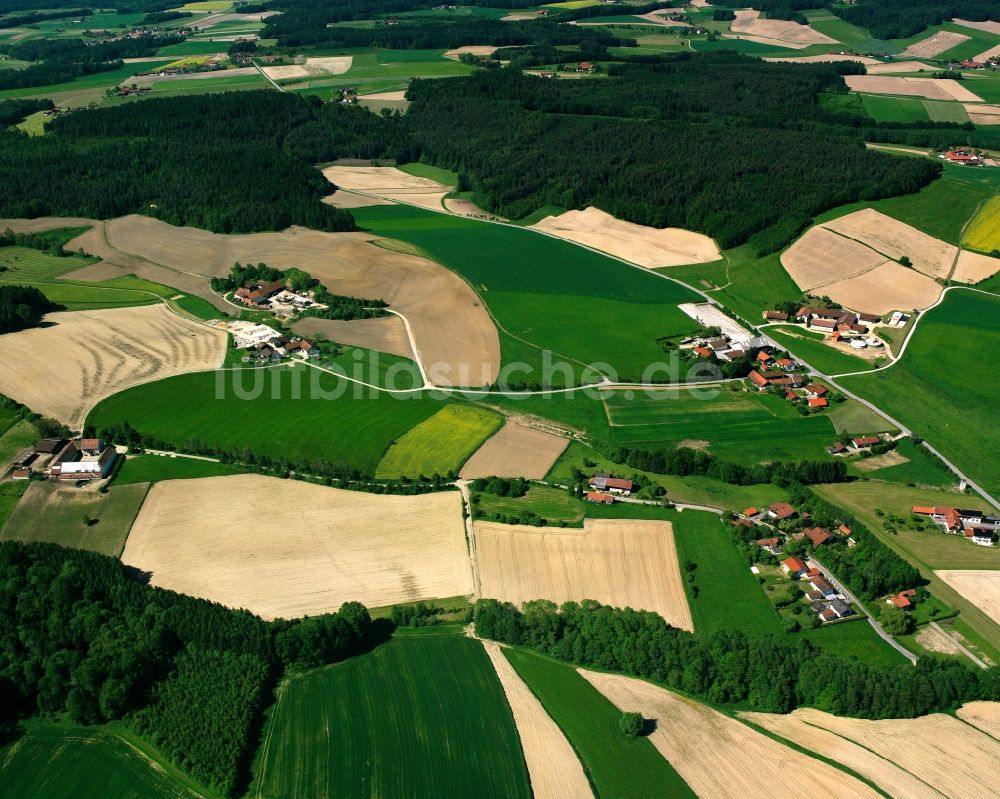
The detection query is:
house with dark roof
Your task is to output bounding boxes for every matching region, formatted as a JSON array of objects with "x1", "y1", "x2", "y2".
[
  {"x1": 809, "y1": 576, "x2": 836, "y2": 598},
  {"x1": 827, "y1": 442, "x2": 847, "y2": 455},
  {"x1": 763, "y1": 310, "x2": 788, "y2": 322},
  {"x1": 803, "y1": 527, "x2": 834, "y2": 547}
]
